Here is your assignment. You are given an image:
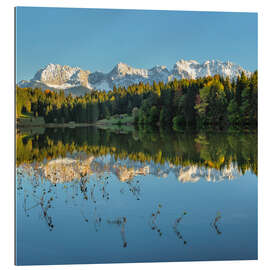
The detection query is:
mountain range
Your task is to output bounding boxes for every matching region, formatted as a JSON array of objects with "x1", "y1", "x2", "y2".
[{"x1": 17, "y1": 59, "x2": 251, "y2": 95}]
